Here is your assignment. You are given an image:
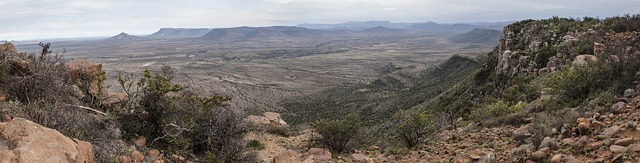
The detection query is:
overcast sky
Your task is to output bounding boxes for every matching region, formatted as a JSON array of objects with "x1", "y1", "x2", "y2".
[{"x1": 1, "y1": 0, "x2": 639, "y2": 40}]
